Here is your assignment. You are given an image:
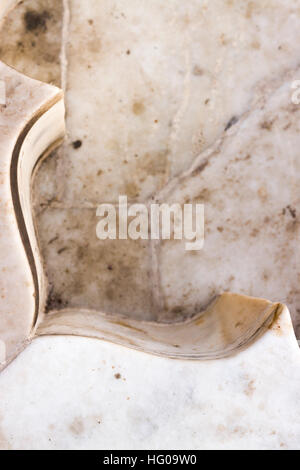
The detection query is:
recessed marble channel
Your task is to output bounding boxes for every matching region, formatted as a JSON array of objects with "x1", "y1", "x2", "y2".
[{"x1": 1, "y1": 0, "x2": 300, "y2": 331}]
